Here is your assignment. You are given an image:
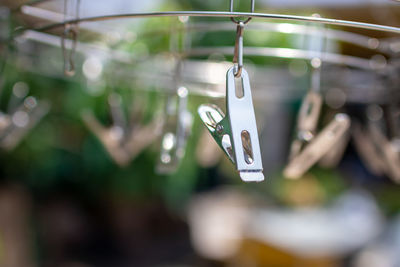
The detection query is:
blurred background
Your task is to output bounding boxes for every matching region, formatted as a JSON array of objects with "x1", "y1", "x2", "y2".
[{"x1": 0, "y1": 0, "x2": 400, "y2": 266}]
